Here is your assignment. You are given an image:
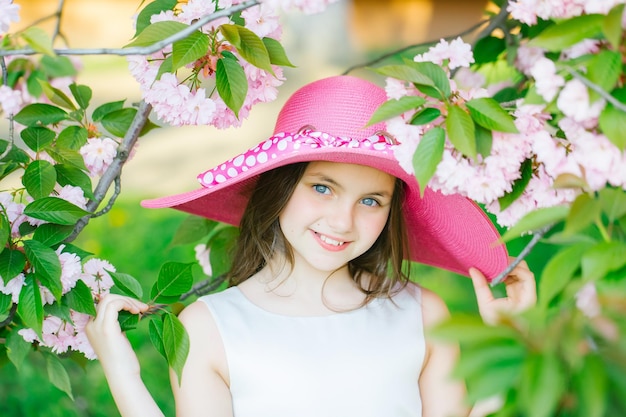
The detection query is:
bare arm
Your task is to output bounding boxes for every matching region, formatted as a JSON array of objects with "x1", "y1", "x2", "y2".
[
  {"x1": 85, "y1": 294, "x2": 164, "y2": 417},
  {"x1": 171, "y1": 300, "x2": 233, "y2": 417},
  {"x1": 419, "y1": 288, "x2": 469, "y2": 417}
]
